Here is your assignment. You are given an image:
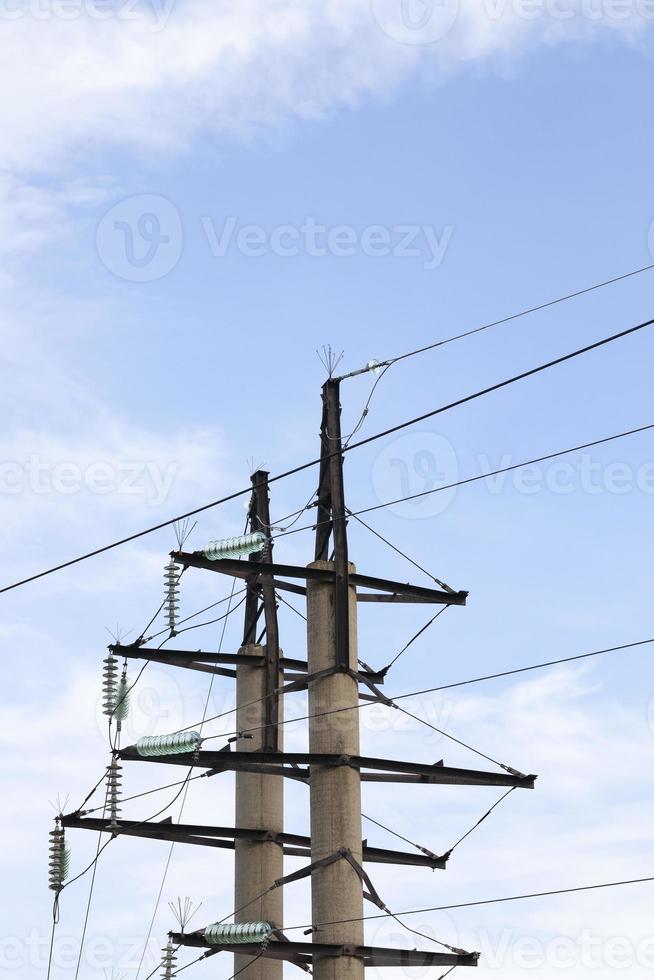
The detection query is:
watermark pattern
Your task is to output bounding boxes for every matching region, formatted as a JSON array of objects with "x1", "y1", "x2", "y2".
[
  {"x1": 0, "y1": 0, "x2": 175, "y2": 29},
  {"x1": 371, "y1": 432, "x2": 460, "y2": 519},
  {"x1": 7, "y1": 925, "x2": 654, "y2": 972},
  {"x1": 0, "y1": 456, "x2": 178, "y2": 506},
  {"x1": 371, "y1": 0, "x2": 654, "y2": 45},
  {"x1": 371, "y1": 0, "x2": 461, "y2": 45},
  {"x1": 95, "y1": 194, "x2": 454, "y2": 281},
  {"x1": 96, "y1": 194, "x2": 183, "y2": 282},
  {"x1": 200, "y1": 215, "x2": 454, "y2": 270},
  {"x1": 371, "y1": 431, "x2": 654, "y2": 517}
]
